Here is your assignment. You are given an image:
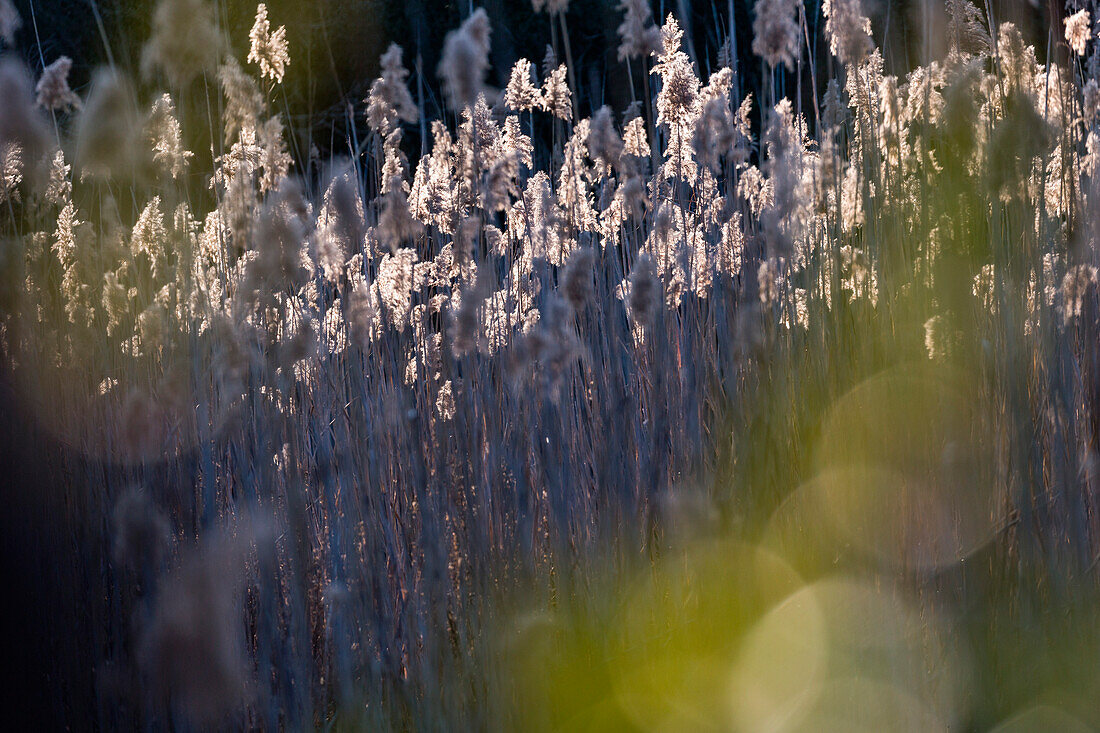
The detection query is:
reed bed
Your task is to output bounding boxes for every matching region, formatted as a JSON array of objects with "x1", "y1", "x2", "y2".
[{"x1": 3, "y1": 0, "x2": 1100, "y2": 728}]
